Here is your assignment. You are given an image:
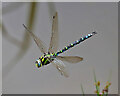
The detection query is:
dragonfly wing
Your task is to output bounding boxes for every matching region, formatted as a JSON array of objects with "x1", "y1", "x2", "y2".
[
  {"x1": 23, "y1": 24, "x2": 47, "y2": 54},
  {"x1": 51, "y1": 59, "x2": 69, "y2": 77},
  {"x1": 48, "y1": 12, "x2": 59, "y2": 53},
  {"x1": 56, "y1": 56, "x2": 83, "y2": 63}
]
